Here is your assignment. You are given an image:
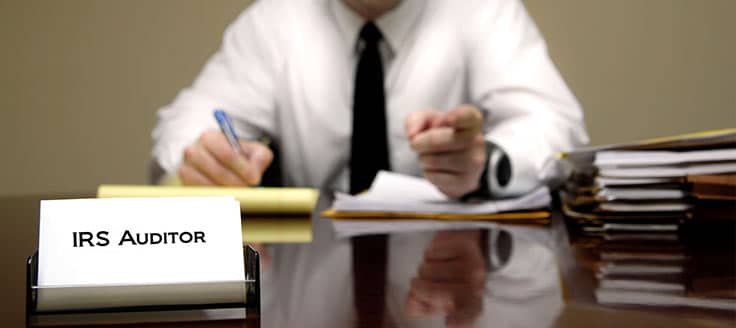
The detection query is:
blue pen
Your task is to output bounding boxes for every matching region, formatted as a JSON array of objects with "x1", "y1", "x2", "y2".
[{"x1": 213, "y1": 109, "x2": 245, "y2": 156}]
